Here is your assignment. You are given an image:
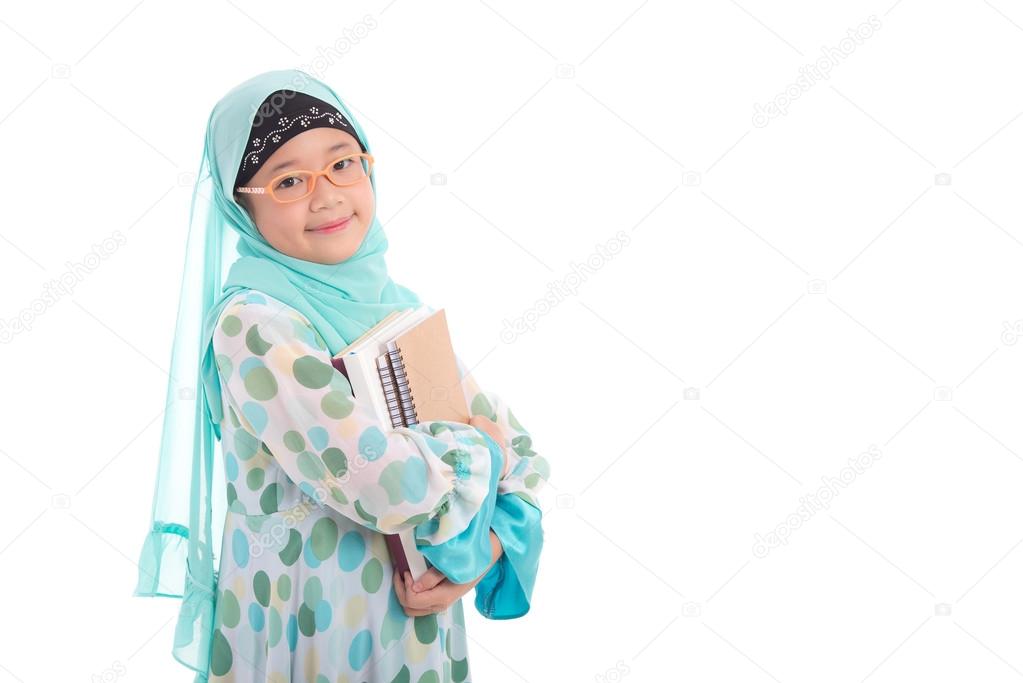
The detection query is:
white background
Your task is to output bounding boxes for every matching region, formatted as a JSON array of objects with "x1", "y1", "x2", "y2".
[{"x1": 1, "y1": 1, "x2": 1022, "y2": 681}]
